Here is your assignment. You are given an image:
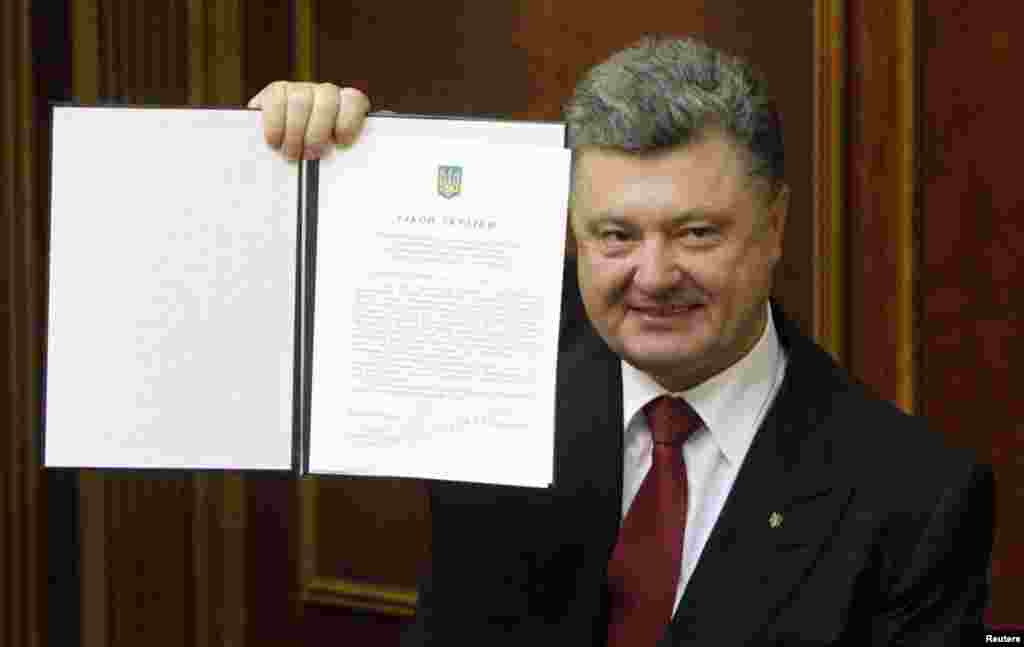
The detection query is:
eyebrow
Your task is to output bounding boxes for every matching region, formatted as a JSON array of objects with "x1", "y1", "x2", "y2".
[{"x1": 585, "y1": 209, "x2": 729, "y2": 231}]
